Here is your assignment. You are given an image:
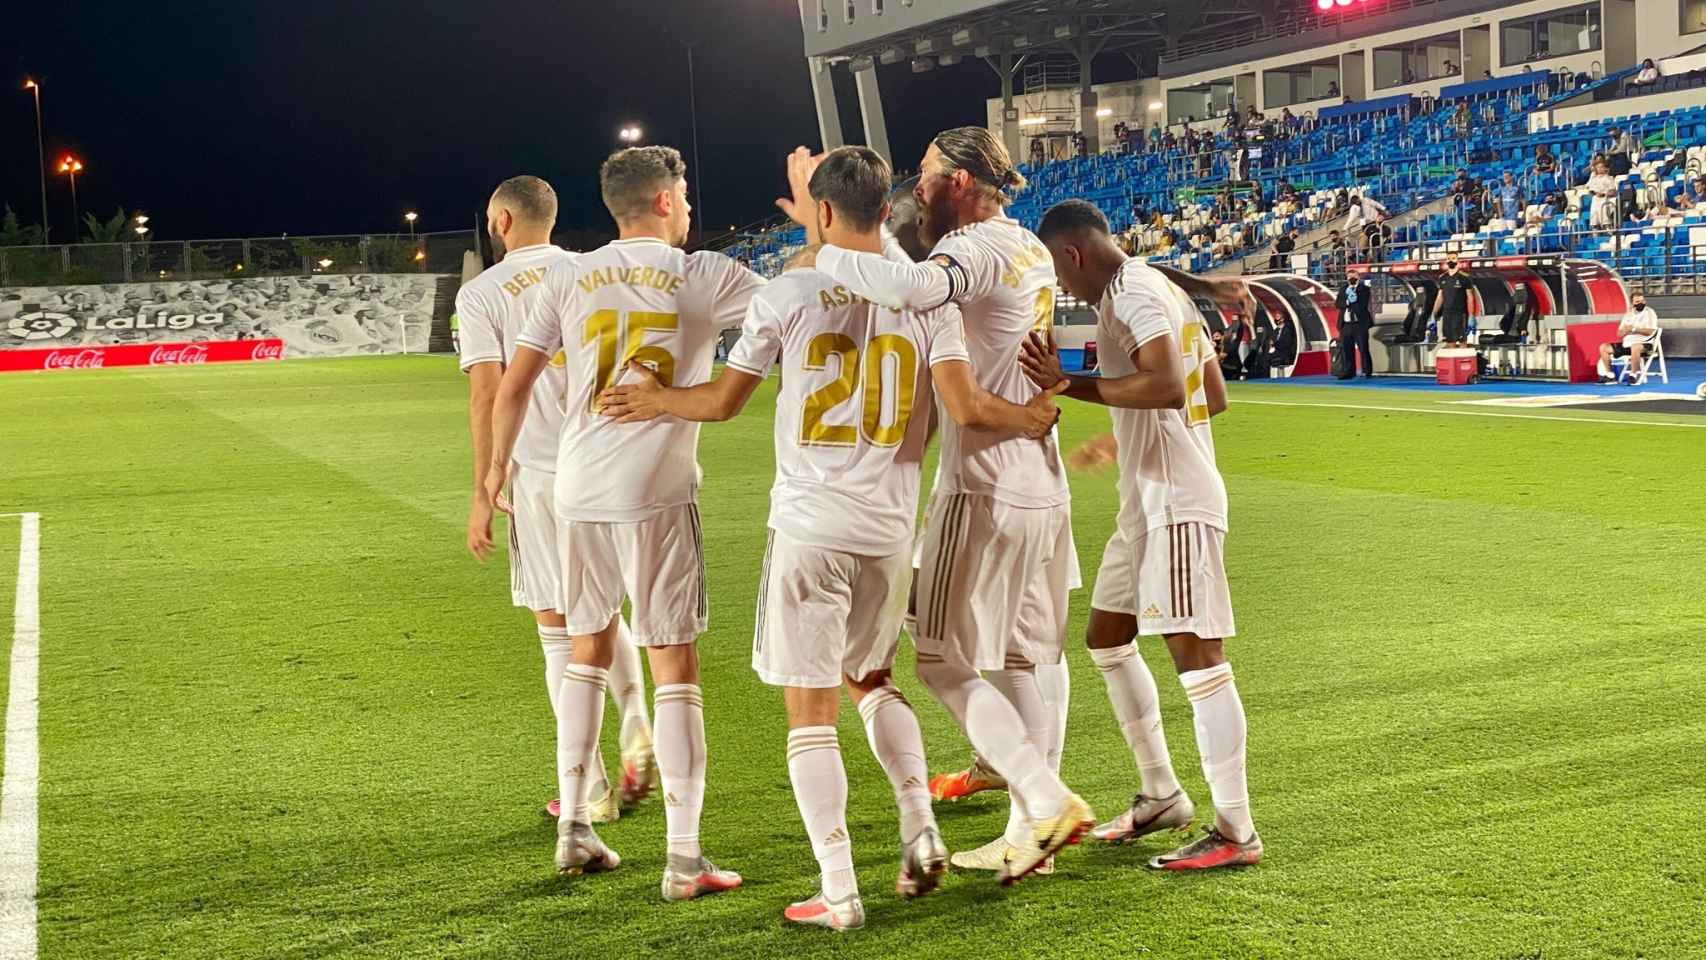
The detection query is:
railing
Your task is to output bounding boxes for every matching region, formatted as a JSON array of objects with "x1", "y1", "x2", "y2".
[
  {"x1": 0, "y1": 230, "x2": 476, "y2": 287},
  {"x1": 1246, "y1": 221, "x2": 1706, "y2": 297},
  {"x1": 1169, "y1": 0, "x2": 1451, "y2": 61}
]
